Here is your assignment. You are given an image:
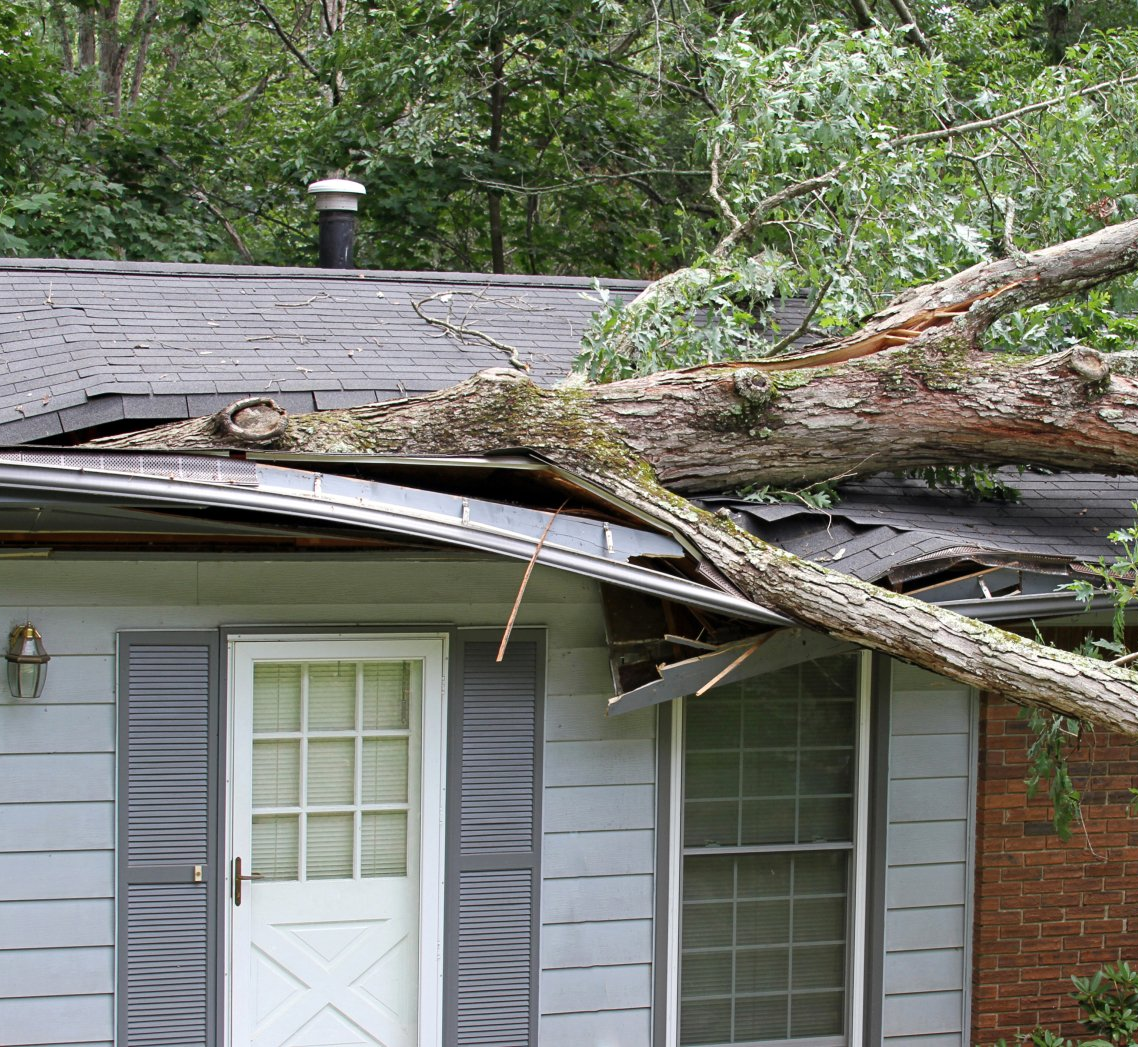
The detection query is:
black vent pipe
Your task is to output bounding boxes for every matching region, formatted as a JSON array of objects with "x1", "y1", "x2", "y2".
[{"x1": 307, "y1": 179, "x2": 366, "y2": 268}]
